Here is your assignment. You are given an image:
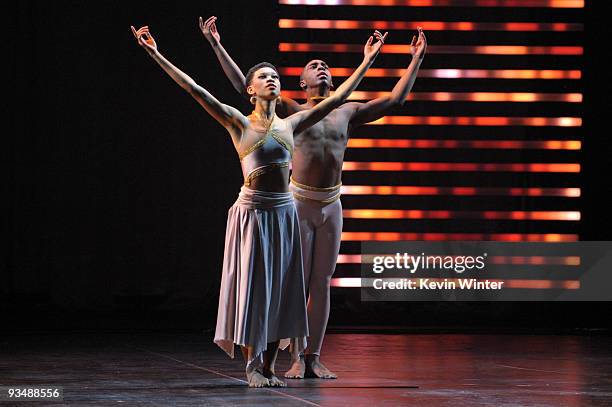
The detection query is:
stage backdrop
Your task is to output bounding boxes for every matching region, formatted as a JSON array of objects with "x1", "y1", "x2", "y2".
[{"x1": 6, "y1": 0, "x2": 612, "y2": 331}]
